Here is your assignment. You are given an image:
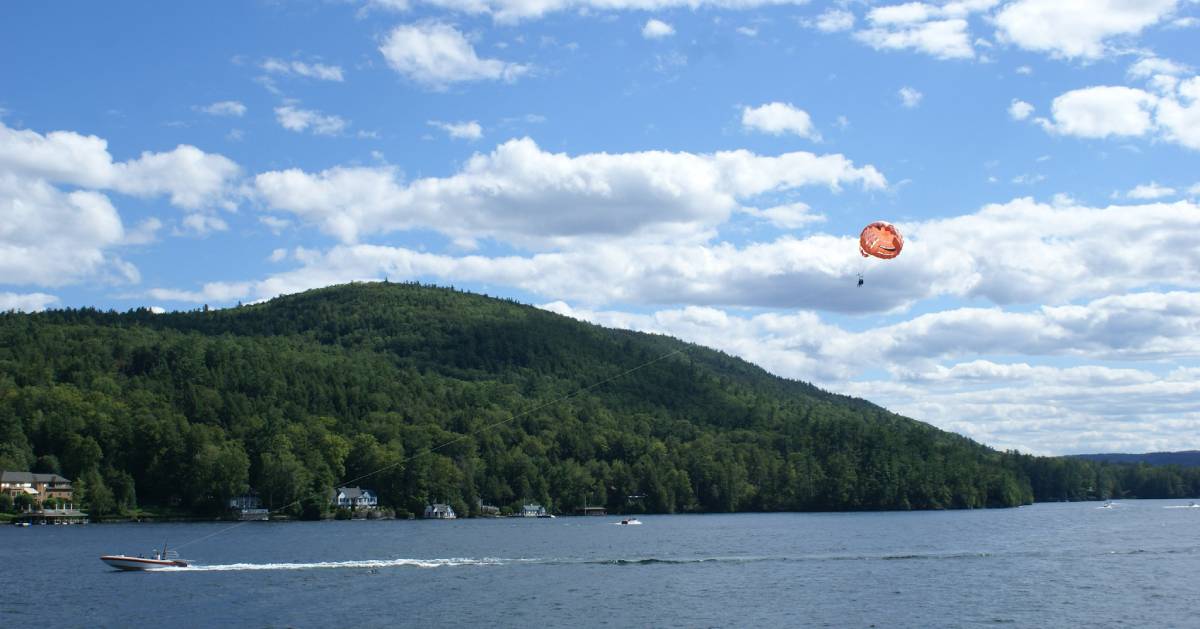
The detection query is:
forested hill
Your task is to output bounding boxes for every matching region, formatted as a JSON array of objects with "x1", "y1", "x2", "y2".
[
  {"x1": 1071, "y1": 452, "x2": 1200, "y2": 467},
  {"x1": 1, "y1": 282, "x2": 1197, "y2": 518}
]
